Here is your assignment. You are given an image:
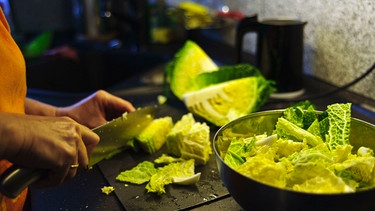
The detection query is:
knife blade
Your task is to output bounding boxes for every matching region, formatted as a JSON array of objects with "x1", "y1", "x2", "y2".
[
  {"x1": 89, "y1": 105, "x2": 157, "y2": 167},
  {"x1": 0, "y1": 105, "x2": 158, "y2": 198}
]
